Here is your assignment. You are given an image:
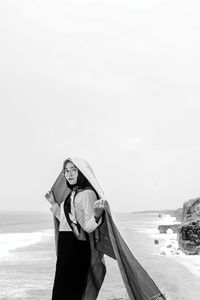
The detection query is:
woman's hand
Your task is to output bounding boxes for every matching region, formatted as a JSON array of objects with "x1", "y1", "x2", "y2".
[
  {"x1": 94, "y1": 199, "x2": 107, "y2": 219},
  {"x1": 45, "y1": 191, "x2": 56, "y2": 205}
]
